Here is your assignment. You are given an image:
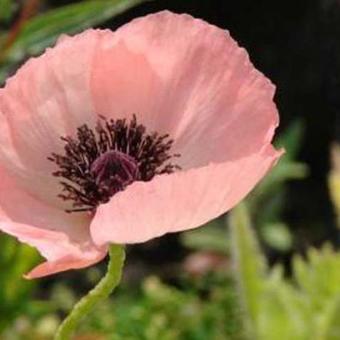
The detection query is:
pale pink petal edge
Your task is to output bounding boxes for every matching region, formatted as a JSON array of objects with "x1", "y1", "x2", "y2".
[
  {"x1": 25, "y1": 251, "x2": 107, "y2": 279},
  {"x1": 0, "y1": 220, "x2": 108, "y2": 278}
]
